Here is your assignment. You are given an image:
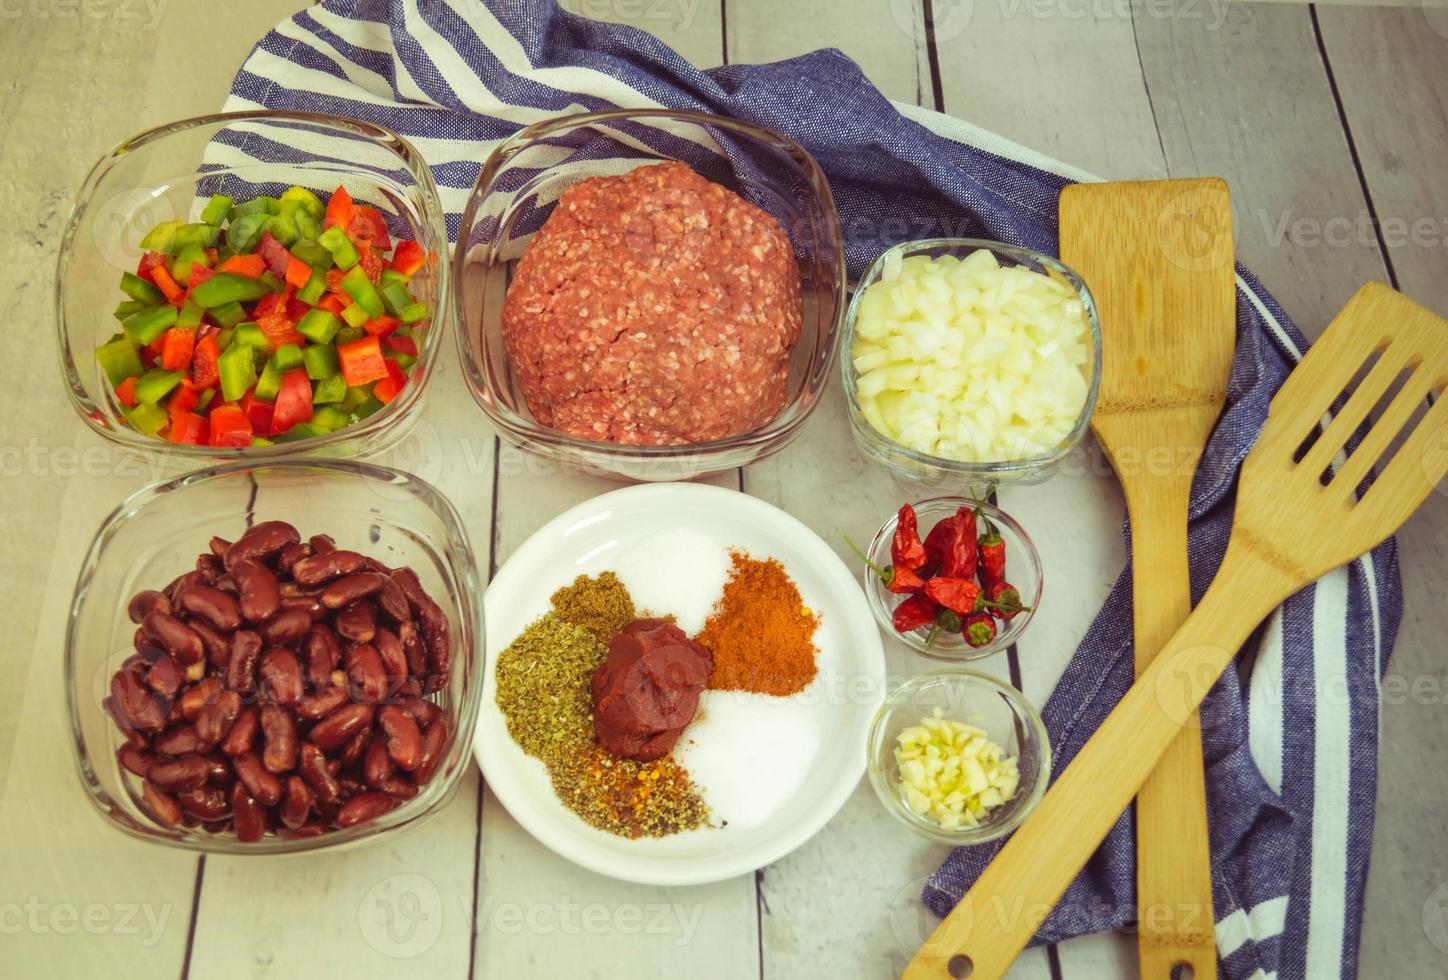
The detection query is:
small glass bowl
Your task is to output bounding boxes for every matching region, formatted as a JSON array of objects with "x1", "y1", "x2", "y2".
[
  {"x1": 842, "y1": 238, "x2": 1102, "y2": 488},
  {"x1": 453, "y1": 108, "x2": 847, "y2": 482},
  {"x1": 56, "y1": 111, "x2": 451, "y2": 464},
  {"x1": 65, "y1": 460, "x2": 484, "y2": 854},
  {"x1": 867, "y1": 669, "x2": 1050, "y2": 845},
  {"x1": 863, "y1": 497, "x2": 1042, "y2": 659}
]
